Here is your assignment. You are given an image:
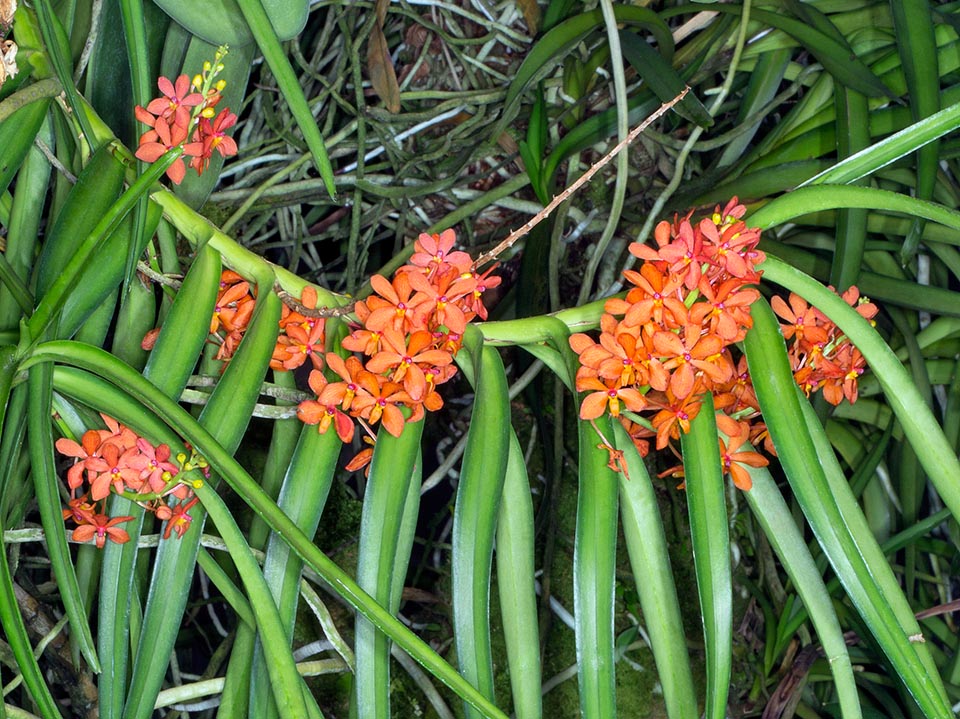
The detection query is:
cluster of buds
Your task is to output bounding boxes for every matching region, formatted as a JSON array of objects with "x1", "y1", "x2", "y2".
[
  {"x1": 134, "y1": 47, "x2": 238, "y2": 184},
  {"x1": 56, "y1": 414, "x2": 204, "y2": 548},
  {"x1": 772, "y1": 287, "x2": 877, "y2": 406},
  {"x1": 297, "y1": 229, "x2": 500, "y2": 470}
]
